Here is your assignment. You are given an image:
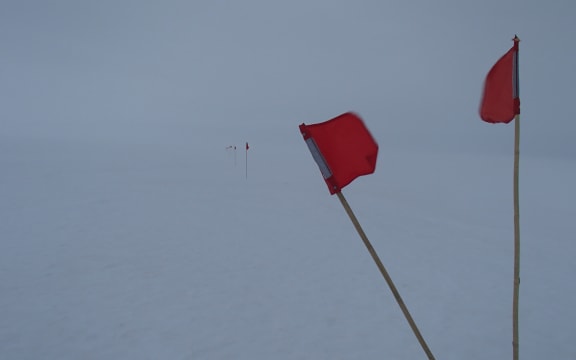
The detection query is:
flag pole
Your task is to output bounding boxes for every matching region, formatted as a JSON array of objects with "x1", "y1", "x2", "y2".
[
  {"x1": 512, "y1": 113, "x2": 520, "y2": 360},
  {"x1": 336, "y1": 191, "x2": 436, "y2": 360},
  {"x1": 511, "y1": 34, "x2": 521, "y2": 360},
  {"x1": 245, "y1": 142, "x2": 248, "y2": 179}
]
